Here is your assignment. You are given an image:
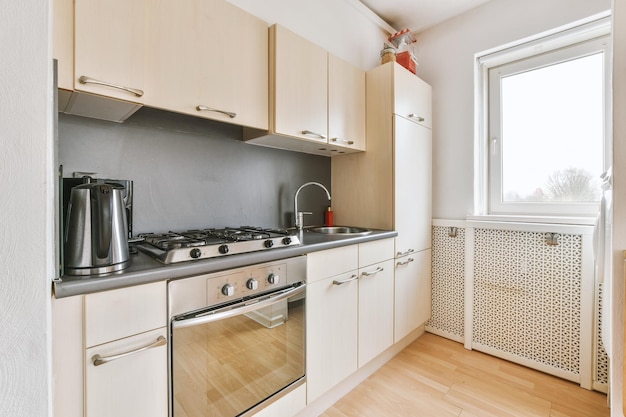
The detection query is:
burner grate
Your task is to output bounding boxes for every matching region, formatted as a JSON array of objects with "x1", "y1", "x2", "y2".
[{"x1": 135, "y1": 226, "x2": 301, "y2": 263}]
